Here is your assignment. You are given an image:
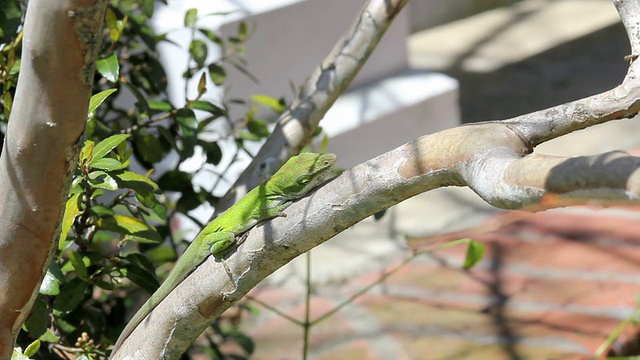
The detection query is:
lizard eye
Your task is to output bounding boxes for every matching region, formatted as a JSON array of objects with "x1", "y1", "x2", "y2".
[{"x1": 300, "y1": 176, "x2": 310, "y2": 184}]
